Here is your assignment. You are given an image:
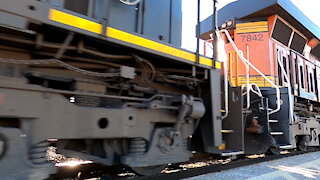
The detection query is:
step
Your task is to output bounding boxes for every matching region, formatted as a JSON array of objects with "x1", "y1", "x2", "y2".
[
  {"x1": 221, "y1": 130, "x2": 234, "y2": 133},
  {"x1": 259, "y1": 107, "x2": 270, "y2": 111},
  {"x1": 242, "y1": 110, "x2": 252, "y2": 113},
  {"x1": 221, "y1": 151, "x2": 244, "y2": 156},
  {"x1": 268, "y1": 119, "x2": 279, "y2": 123},
  {"x1": 270, "y1": 132, "x2": 284, "y2": 135},
  {"x1": 279, "y1": 145, "x2": 293, "y2": 149}
]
